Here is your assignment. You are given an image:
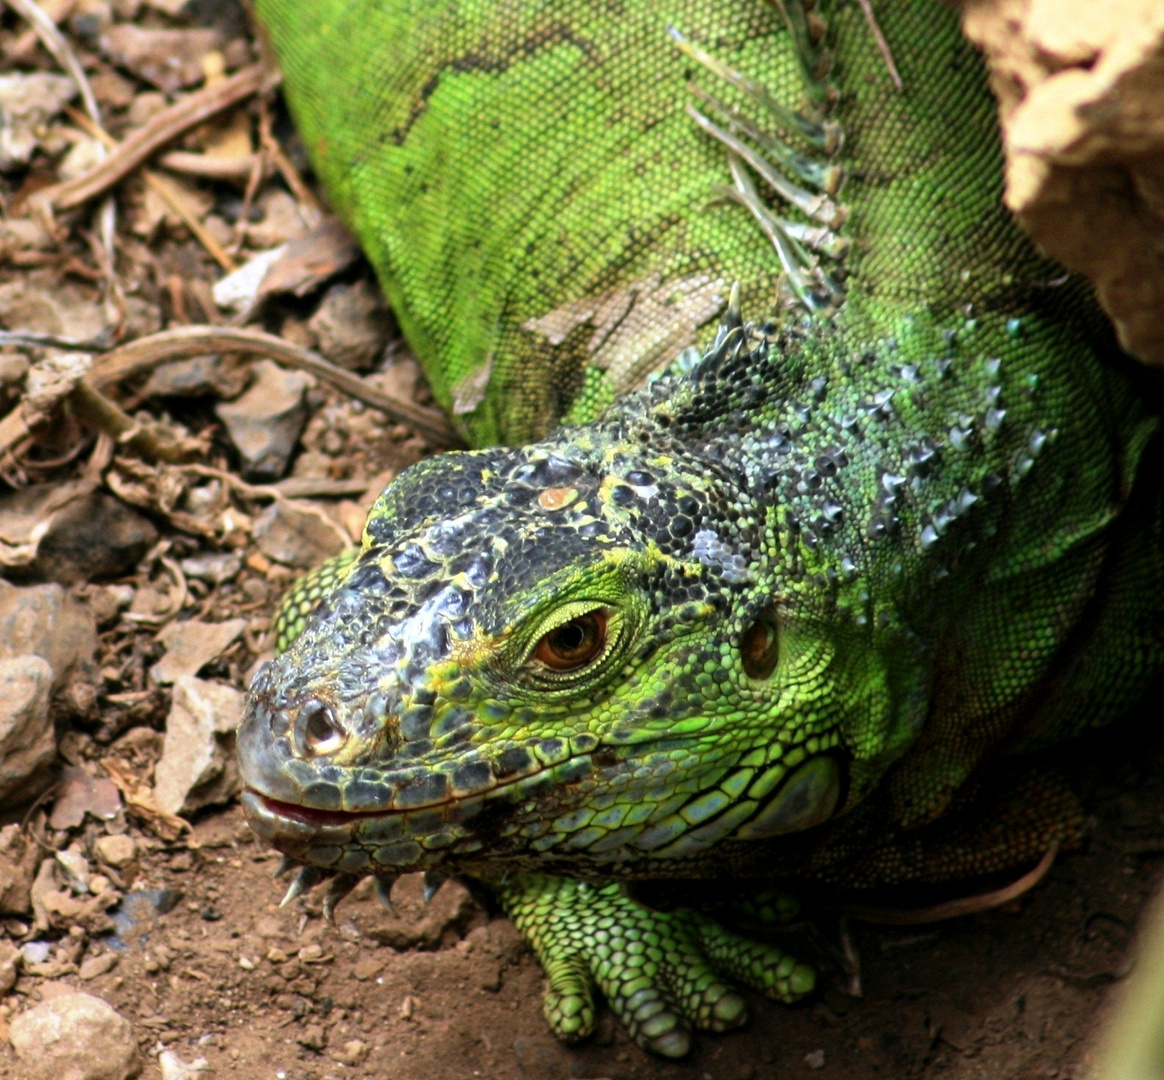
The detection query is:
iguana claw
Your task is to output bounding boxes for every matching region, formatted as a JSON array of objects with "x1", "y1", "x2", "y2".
[
  {"x1": 280, "y1": 865, "x2": 325, "y2": 907},
  {"x1": 322, "y1": 873, "x2": 362, "y2": 923},
  {"x1": 373, "y1": 872, "x2": 398, "y2": 913},
  {"x1": 423, "y1": 871, "x2": 448, "y2": 903}
]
